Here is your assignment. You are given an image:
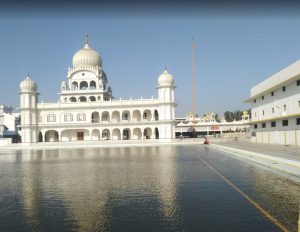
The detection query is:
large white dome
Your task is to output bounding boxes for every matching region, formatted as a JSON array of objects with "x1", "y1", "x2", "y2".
[
  {"x1": 72, "y1": 42, "x2": 102, "y2": 68},
  {"x1": 158, "y1": 69, "x2": 174, "y2": 87},
  {"x1": 20, "y1": 75, "x2": 37, "y2": 92}
]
